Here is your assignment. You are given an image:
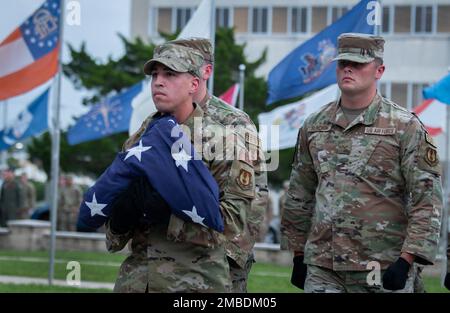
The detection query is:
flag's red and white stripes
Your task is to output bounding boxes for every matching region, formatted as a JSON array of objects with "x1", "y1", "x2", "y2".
[
  {"x1": 219, "y1": 83, "x2": 240, "y2": 107},
  {"x1": 413, "y1": 98, "x2": 446, "y2": 136}
]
